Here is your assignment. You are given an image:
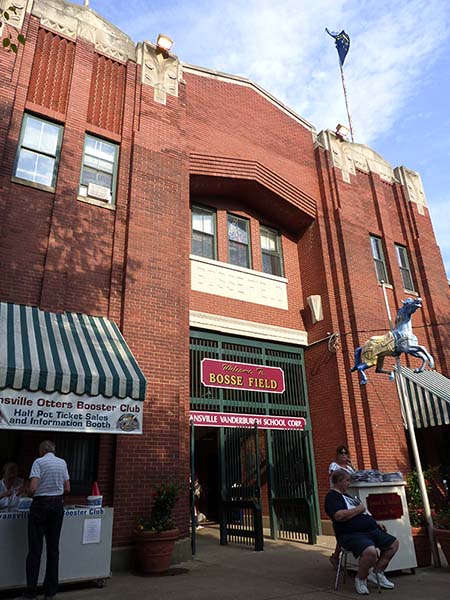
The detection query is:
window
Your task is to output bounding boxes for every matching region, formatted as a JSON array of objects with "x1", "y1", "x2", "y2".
[
  {"x1": 370, "y1": 235, "x2": 389, "y2": 283},
  {"x1": 228, "y1": 214, "x2": 250, "y2": 268},
  {"x1": 260, "y1": 226, "x2": 283, "y2": 276},
  {"x1": 191, "y1": 205, "x2": 216, "y2": 259},
  {"x1": 79, "y1": 135, "x2": 119, "y2": 204},
  {"x1": 395, "y1": 245, "x2": 415, "y2": 291},
  {"x1": 14, "y1": 114, "x2": 63, "y2": 189}
]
